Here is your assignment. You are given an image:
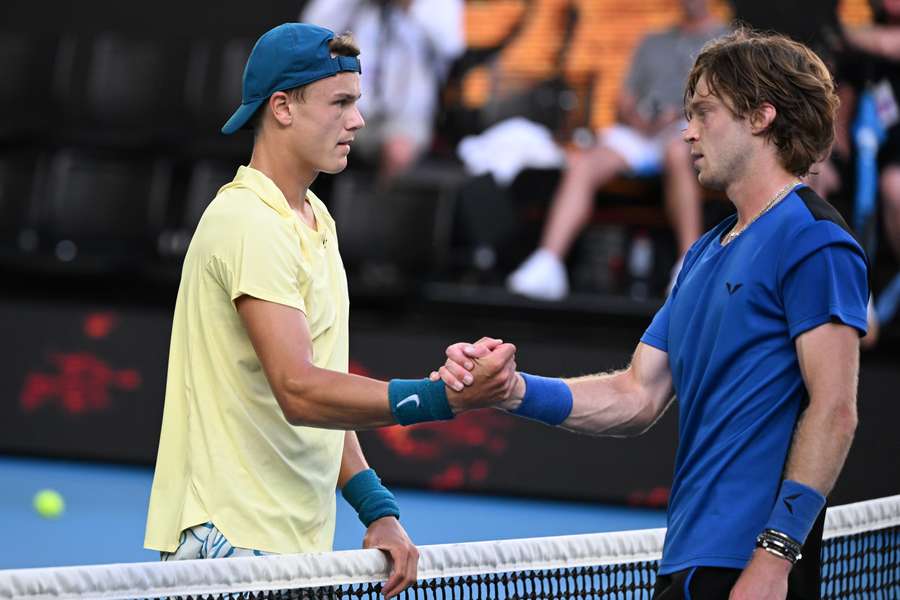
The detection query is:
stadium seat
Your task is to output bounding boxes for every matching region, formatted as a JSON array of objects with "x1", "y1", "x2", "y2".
[
  {"x1": 156, "y1": 159, "x2": 237, "y2": 261},
  {"x1": 19, "y1": 150, "x2": 172, "y2": 274},
  {"x1": 0, "y1": 153, "x2": 42, "y2": 260},
  {"x1": 182, "y1": 38, "x2": 254, "y2": 159},
  {"x1": 0, "y1": 33, "x2": 60, "y2": 144},
  {"x1": 330, "y1": 164, "x2": 464, "y2": 290},
  {"x1": 55, "y1": 34, "x2": 189, "y2": 149}
]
